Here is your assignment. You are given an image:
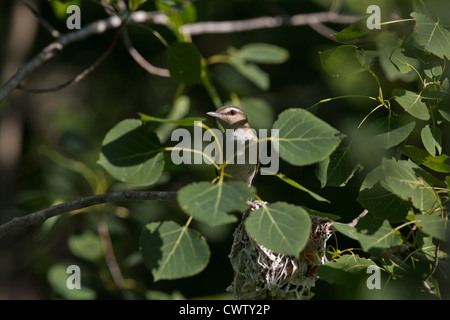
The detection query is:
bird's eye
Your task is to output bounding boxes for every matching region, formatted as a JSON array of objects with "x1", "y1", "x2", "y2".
[{"x1": 229, "y1": 110, "x2": 236, "y2": 115}]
